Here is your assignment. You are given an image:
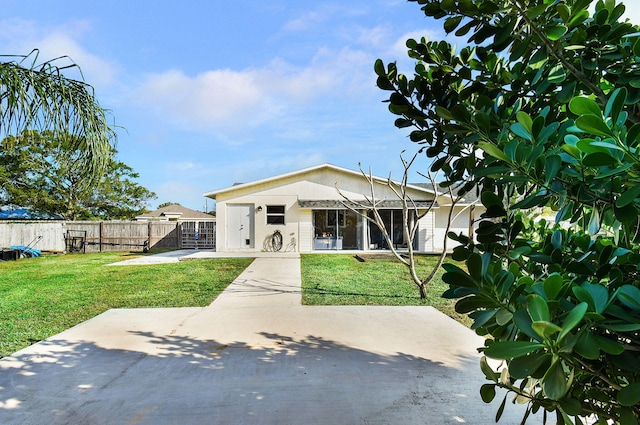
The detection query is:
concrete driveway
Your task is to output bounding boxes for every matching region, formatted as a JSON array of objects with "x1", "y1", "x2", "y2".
[{"x1": 0, "y1": 253, "x2": 543, "y2": 424}]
